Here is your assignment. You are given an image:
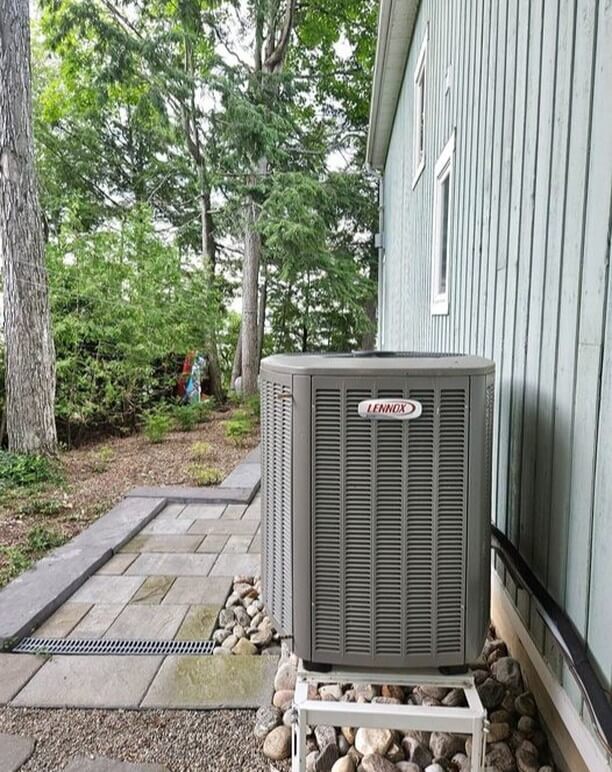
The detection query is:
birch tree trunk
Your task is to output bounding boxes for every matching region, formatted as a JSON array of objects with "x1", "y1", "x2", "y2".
[{"x1": 0, "y1": 0, "x2": 57, "y2": 454}]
